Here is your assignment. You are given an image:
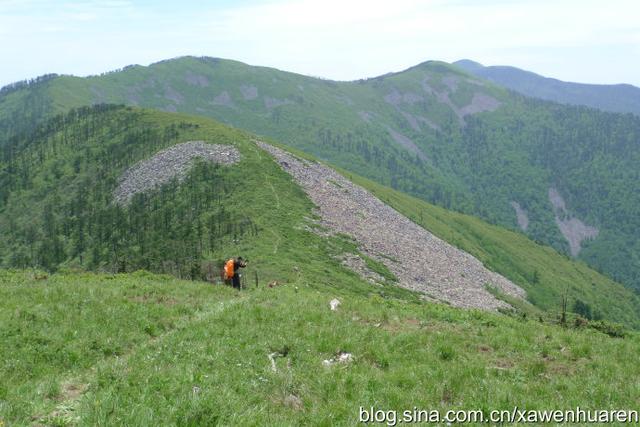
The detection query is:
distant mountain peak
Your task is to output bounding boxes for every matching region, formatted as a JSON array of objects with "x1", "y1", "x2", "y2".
[
  {"x1": 454, "y1": 59, "x2": 640, "y2": 115},
  {"x1": 453, "y1": 59, "x2": 485, "y2": 72}
]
